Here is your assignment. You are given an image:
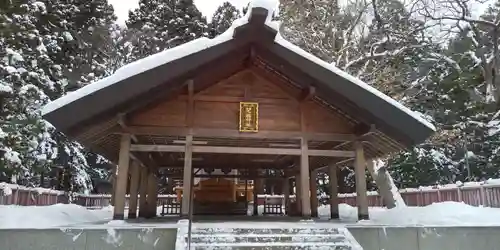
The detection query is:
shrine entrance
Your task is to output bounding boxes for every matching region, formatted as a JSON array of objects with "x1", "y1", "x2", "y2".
[{"x1": 41, "y1": 5, "x2": 434, "y2": 221}]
